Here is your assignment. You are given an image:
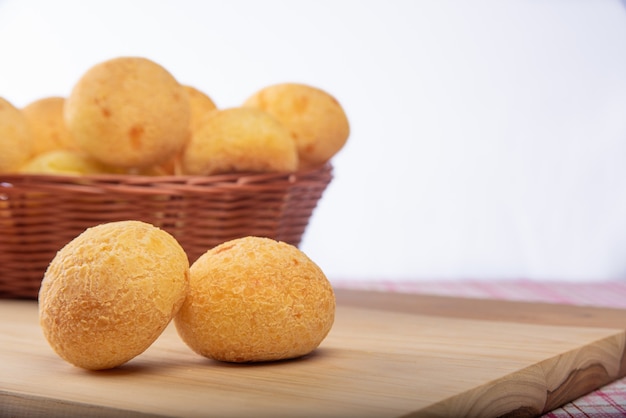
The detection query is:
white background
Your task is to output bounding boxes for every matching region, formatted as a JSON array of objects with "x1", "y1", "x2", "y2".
[{"x1": 1, "y1": 0, "x2": 626, "y2": 283}]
